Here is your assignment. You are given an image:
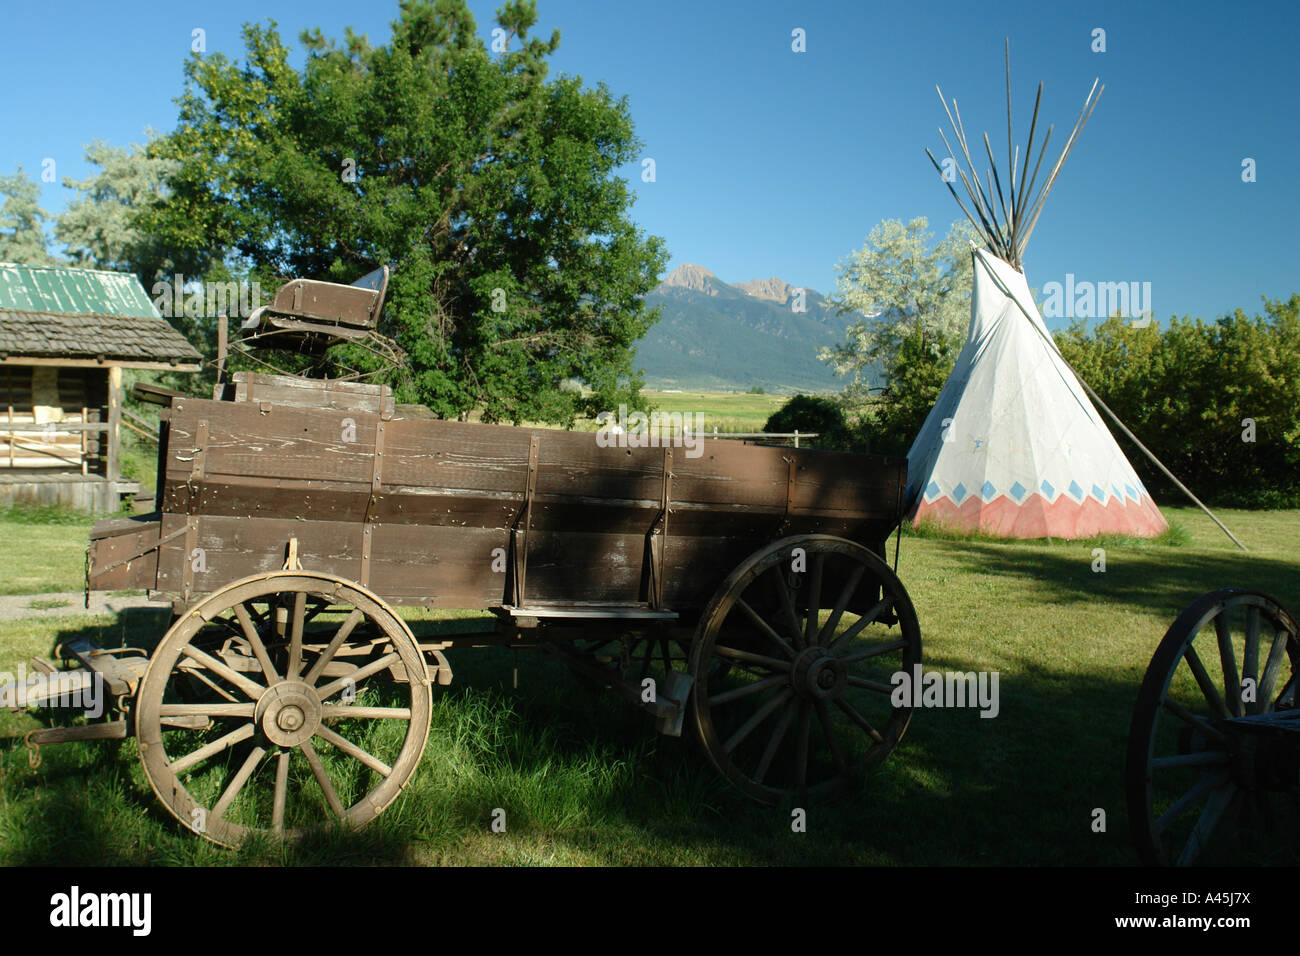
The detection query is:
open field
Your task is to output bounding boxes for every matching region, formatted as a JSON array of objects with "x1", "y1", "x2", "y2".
[
  {"x1": 562, "y1": 389, "x2": 790, "y2": 435},
  {"x1": 640, "y1": 389, "x2": 789, "y2": 434},
  {"x1": 405, "y1": 389, "x2": 794, "y2": 436},
  {"x1": 1, "y1": 504, "x2": 1296, "y2": 865}
]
